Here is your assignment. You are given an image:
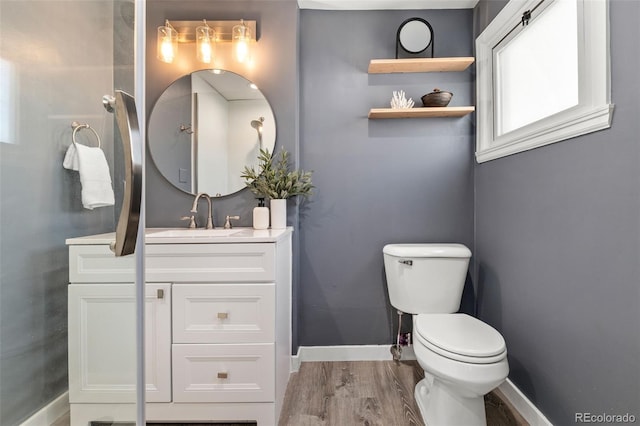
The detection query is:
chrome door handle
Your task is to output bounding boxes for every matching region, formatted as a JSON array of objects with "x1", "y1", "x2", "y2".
[{"x1": 104, "y1": 90, "x2": 142, "y2": 257}]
